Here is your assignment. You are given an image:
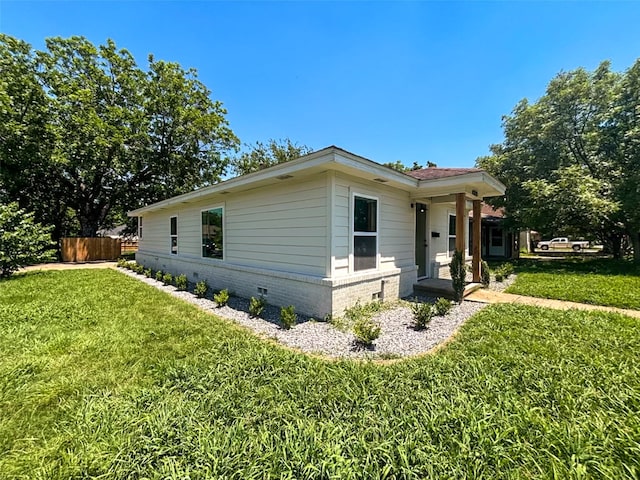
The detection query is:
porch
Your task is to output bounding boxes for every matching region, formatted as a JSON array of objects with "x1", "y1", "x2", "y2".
[{"x1": 413, "y1": 278, "x2": 483, "y2": 300}]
